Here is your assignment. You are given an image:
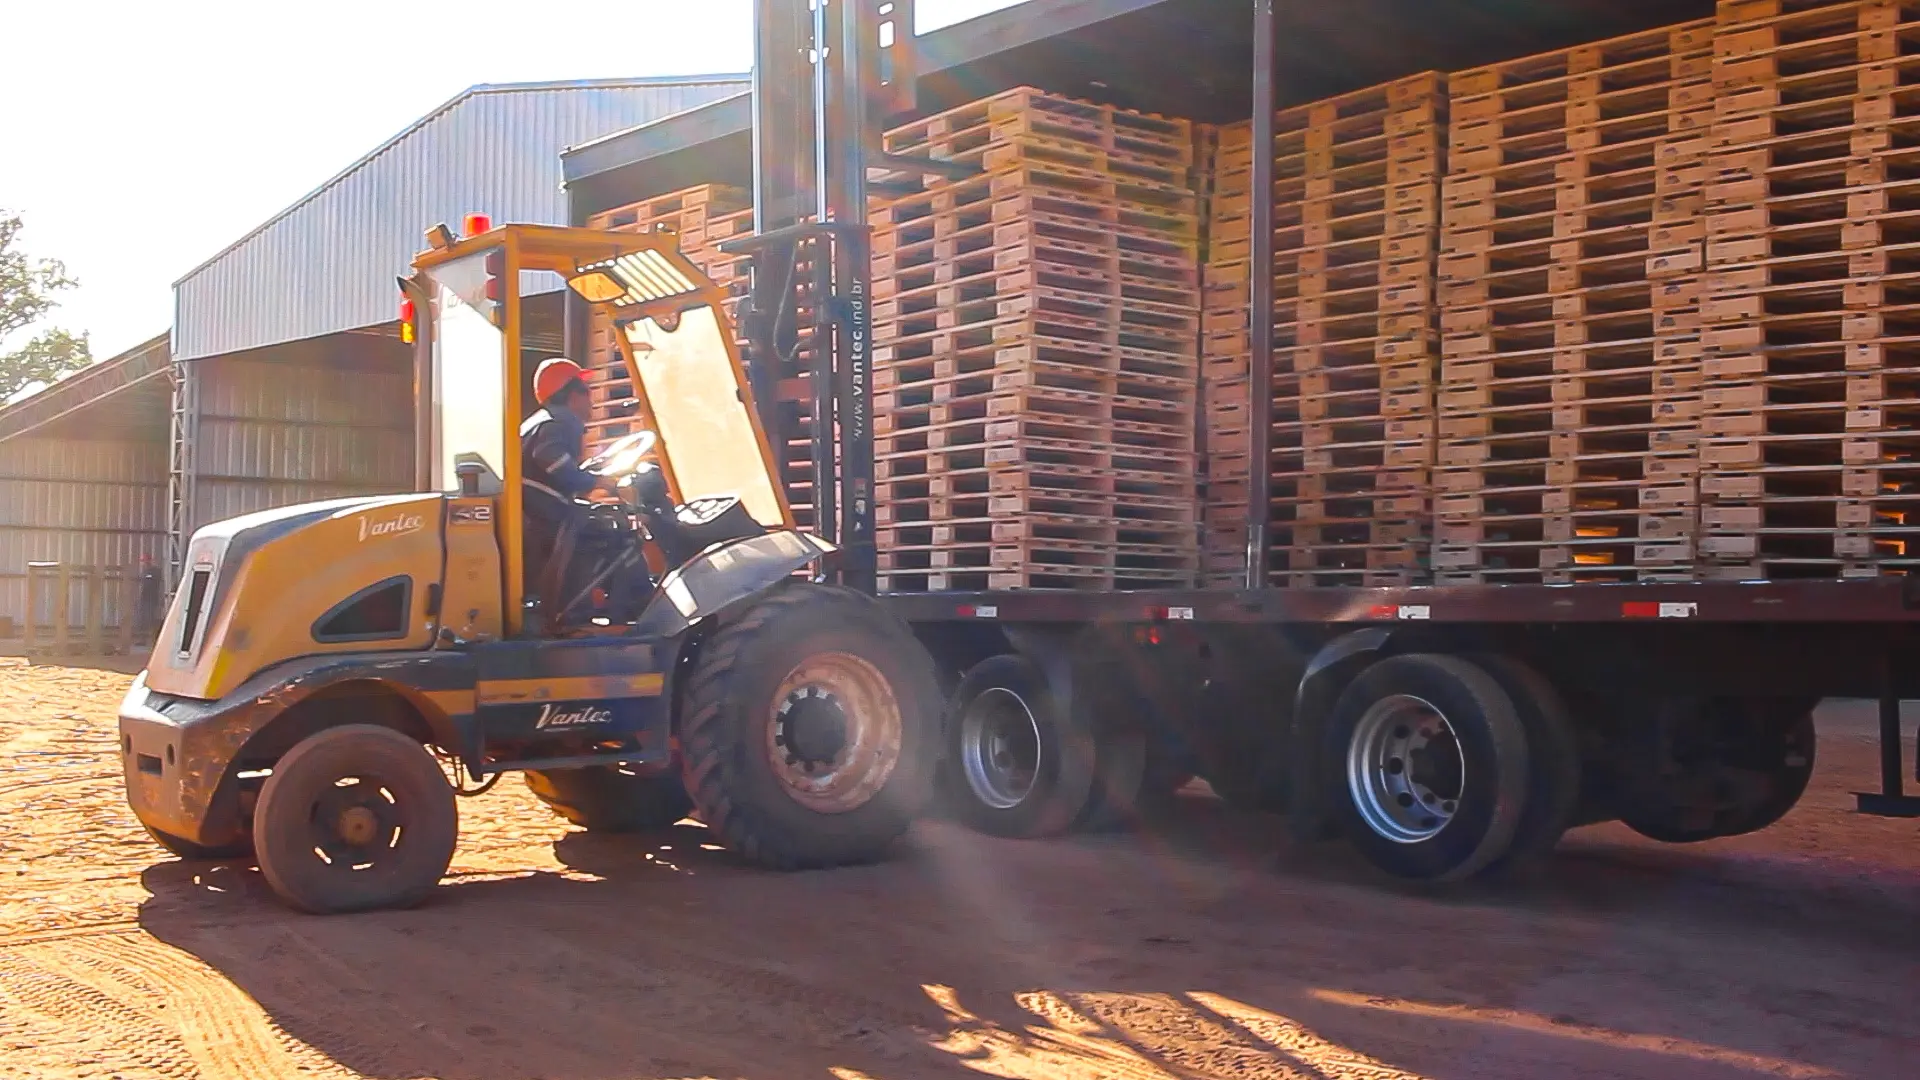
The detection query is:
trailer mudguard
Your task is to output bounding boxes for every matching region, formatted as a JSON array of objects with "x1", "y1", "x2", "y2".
[
  {"x1": 1287, "y1": 627, "x2": 1397, "y2": 843},
  {"x1": 631, "y1": 530, "x2": 838, "y2": 639}
]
